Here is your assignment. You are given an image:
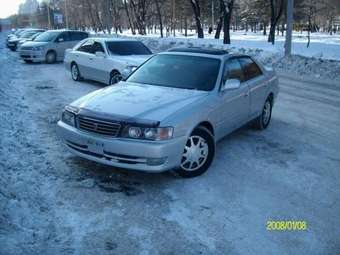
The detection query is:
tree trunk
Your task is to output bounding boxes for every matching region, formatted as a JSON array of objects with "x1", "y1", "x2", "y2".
[
  {"x1": 268, "y1": 0, "x2": 284, "y2": 44},
  {"x1": 223, "y1": 0, "x2": 234, "y2": 44},
  {"x1": 189, "y1": 0, "x2": 204, "y2": 38},
  {"x1": 123, "y1": 0, "x2": 135, "y2": 35},
  {"x1": 307, "y1": 13, "x2": 311, "y2": 48},
  {"x1": 214, "y1": 1, "x2": 224, "y2": 39},
  {"x1": 155, "y1": 0, "x2": 163, "y2": 37}
]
